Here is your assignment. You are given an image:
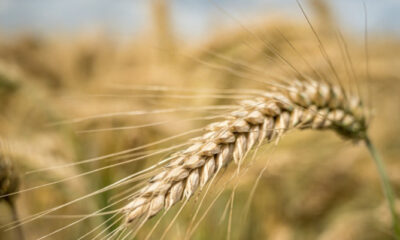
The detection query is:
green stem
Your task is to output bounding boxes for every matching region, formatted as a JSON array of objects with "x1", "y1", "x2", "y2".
[{"x1": 364, "y1": 136, "x2": 400, "y2": 239}]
